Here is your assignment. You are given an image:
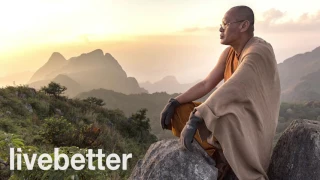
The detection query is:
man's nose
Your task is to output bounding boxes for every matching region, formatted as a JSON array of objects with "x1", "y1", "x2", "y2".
[{"x1": 219, "y1": 26, "x2": 224, "y2": 32}]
